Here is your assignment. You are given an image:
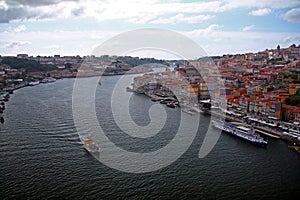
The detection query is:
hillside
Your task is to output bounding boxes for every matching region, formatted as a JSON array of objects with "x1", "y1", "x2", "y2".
[{"x1": 1, "y1": 57, "x2": 57, "y2": 72}]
